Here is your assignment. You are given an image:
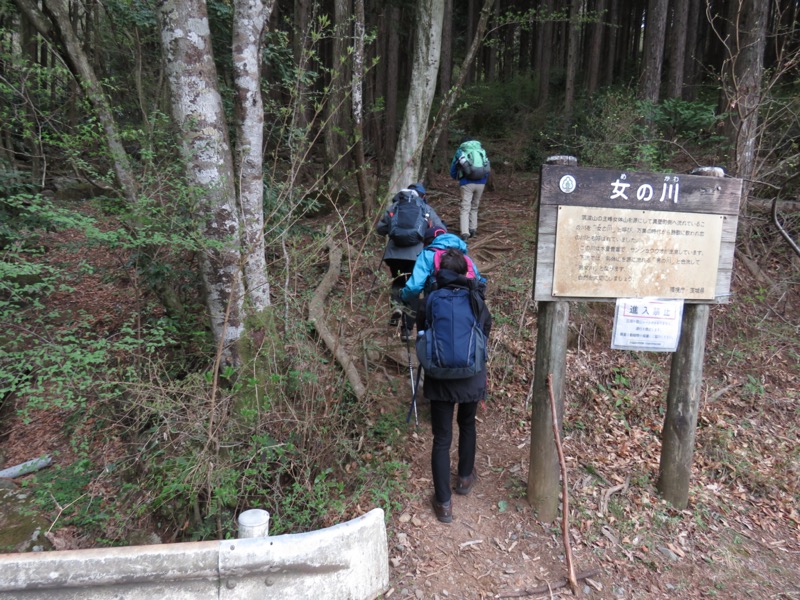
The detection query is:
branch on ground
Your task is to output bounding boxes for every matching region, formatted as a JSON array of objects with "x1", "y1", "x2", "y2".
[{"x1": 308, "y1": 234, "x2": 367, "y2": 401}]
